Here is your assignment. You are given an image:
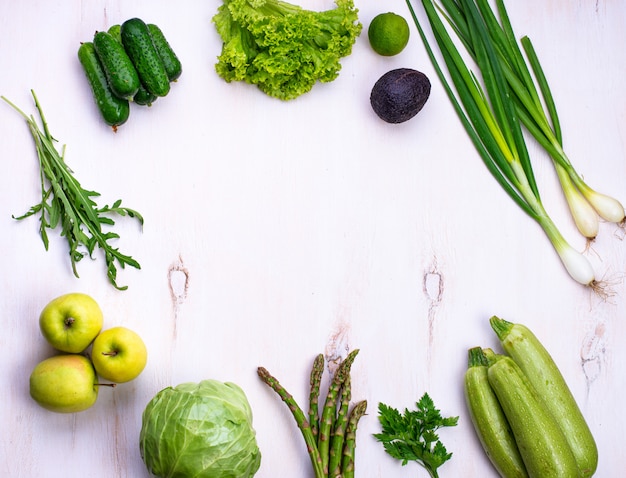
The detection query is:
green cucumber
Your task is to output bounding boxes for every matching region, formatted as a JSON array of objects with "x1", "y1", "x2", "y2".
[
  {"x1": 77, "y1": 42, "x2": 129, "y2": 129},
  {"x1": 147, "y1": 23, "x2": 182, "y2": 81},
  {"x1": 487, "y1": 356, "x2": 580, "y2": 478},
  {"x1": 133, "y1": 84, "x2": 157, "y2": 106},
  {"x1": 490, "y1": 316, "x2": 598, "y2": 477},
  {"x1": 121, "y1": 18, "x2": 170, "y2": 97},
  {"x1": 93, "y1": 31, "x2": 140, "y2": 100},
  {"x1": 464, "y1": 348, "x2": 528, "y2": 478},
  {"x1": 107, "y1": 24, "x2": 157, "y2": 106},
  {"x1": 108, "y1": 24, "x2": 122, "y2": 43}
]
